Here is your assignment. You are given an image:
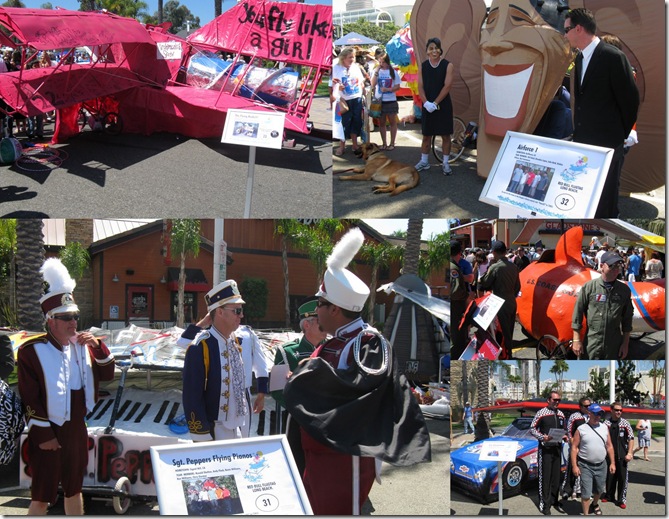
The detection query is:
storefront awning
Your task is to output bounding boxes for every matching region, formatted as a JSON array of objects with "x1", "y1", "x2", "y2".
[{"x1": 166, "y1": 267, "x2": 209, "y2": 292}]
